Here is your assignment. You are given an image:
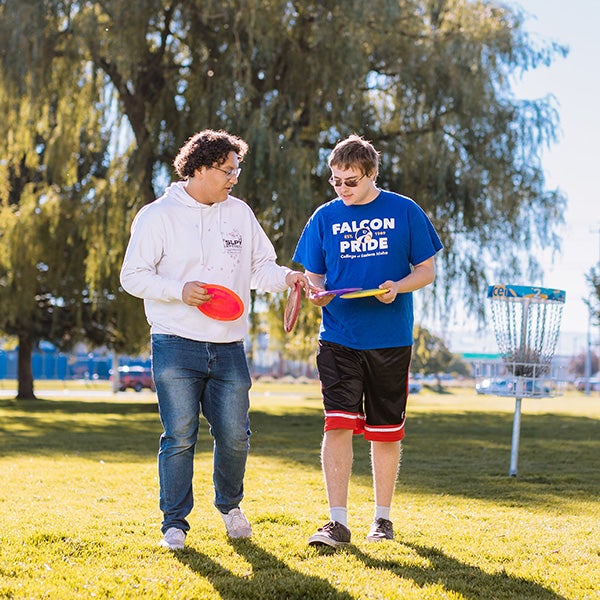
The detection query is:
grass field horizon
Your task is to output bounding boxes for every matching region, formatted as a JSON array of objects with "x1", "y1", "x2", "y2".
[{"x1": 0, "y1": 383, "x2": 598, "y2": 599}]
